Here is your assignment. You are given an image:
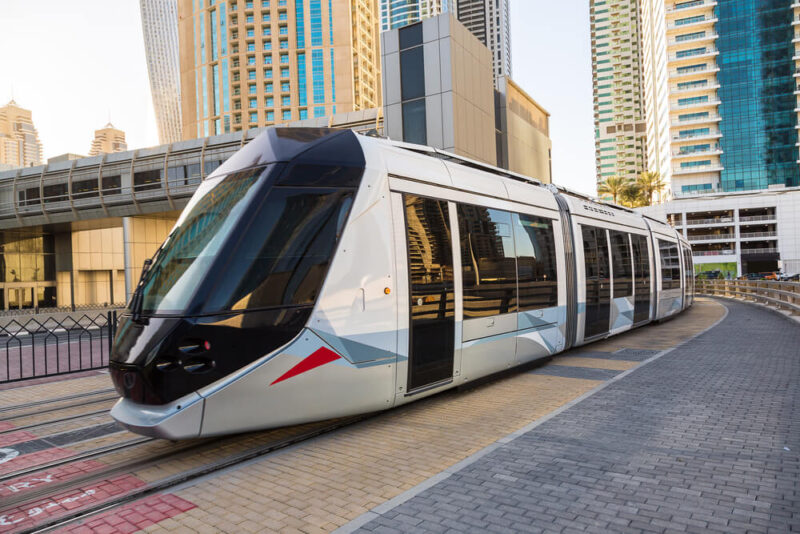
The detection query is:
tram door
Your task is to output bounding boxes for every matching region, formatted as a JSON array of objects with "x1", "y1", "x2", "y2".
[
  {"x1": 631, "y1": 234, "x2": 652, "y2": 323},
  {"x1": 403, "y1": 194, "x2": 455, "y2": 392},
  {"x1": 582, "y1": 226, "x2": 611, "y2": 338}
]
